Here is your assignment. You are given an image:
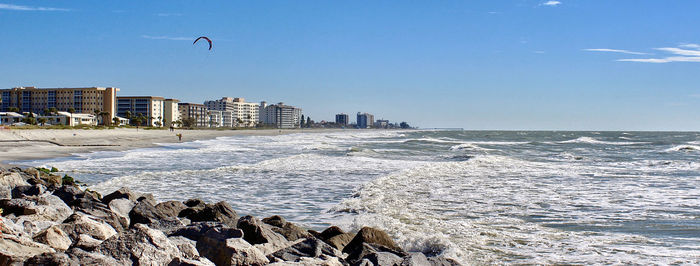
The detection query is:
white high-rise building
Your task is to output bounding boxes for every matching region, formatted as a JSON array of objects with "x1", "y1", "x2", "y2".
[
  {"x1": 204, "y1": 97, "x2": 259, "y2": 127},
  {"x1": 259, "y1": 102, "x2": 302, "y2": 129}
]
